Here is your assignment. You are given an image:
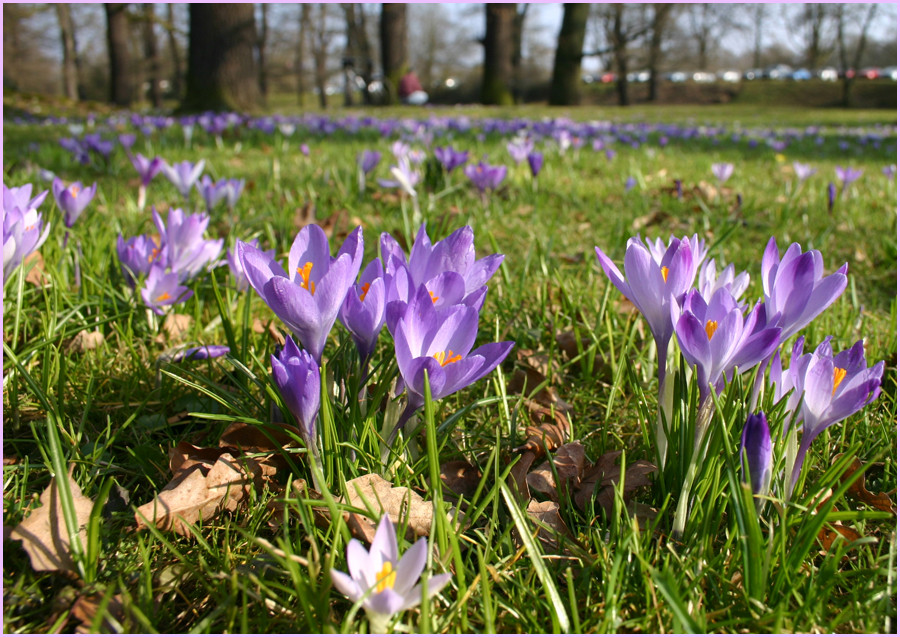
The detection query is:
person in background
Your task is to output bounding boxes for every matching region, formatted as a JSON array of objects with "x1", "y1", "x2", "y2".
[{"x1": 398, "y1": 70, "x2": 428, "y2": 105}]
